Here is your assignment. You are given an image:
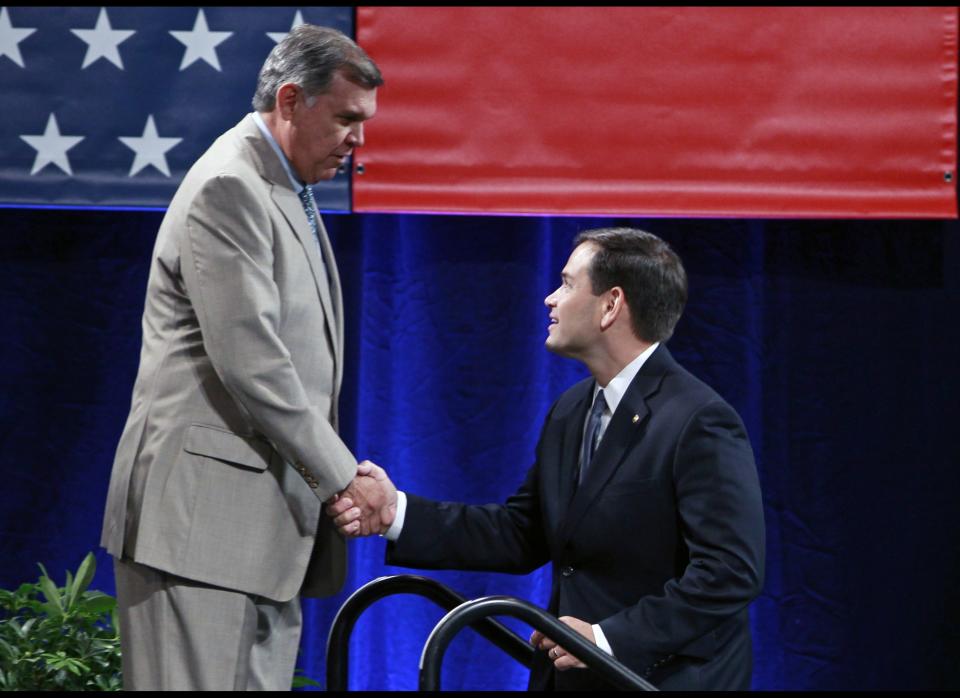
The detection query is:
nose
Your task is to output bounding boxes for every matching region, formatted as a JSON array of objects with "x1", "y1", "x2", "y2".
[
  {"x1": 544, "y1": 289, "x2": 557, "y2": 307},
  {"x1": 346, "y1": 122, "x2": 364, "y2": 148}
]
